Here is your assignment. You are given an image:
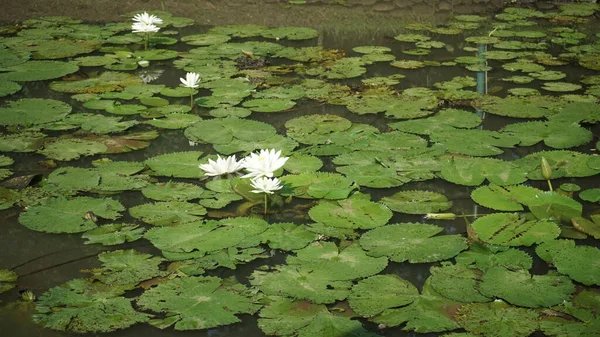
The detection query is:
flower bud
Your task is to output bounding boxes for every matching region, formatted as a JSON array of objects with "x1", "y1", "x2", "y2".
[
  {"x1": 424, "y1": 213, "x2": 456, "y2": 220},
  {"x1": 541, "y1": 157, "x2": 552, "y2": 180}
]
